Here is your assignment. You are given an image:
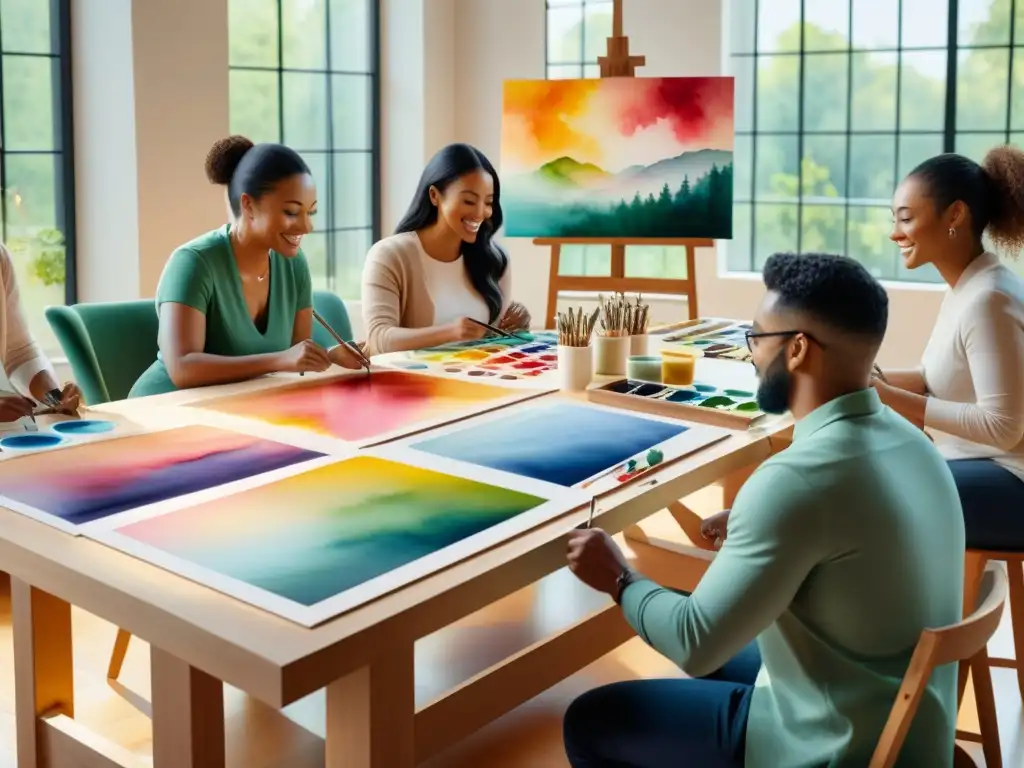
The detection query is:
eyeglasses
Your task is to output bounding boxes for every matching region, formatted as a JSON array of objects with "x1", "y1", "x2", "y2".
[{"x1": 744, "y1": 330, "x2": 823, "y2": 353}]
